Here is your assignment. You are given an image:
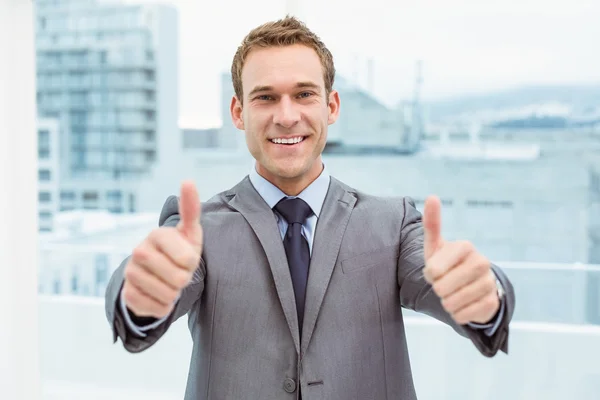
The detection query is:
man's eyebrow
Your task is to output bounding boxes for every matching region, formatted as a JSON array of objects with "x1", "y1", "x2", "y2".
[
  {"x1": 248, "y1": 85, "x2": 273, "y2": 97},
  {"x1": 248, "y1": 82, "x2": 322, "y2": 97}
]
